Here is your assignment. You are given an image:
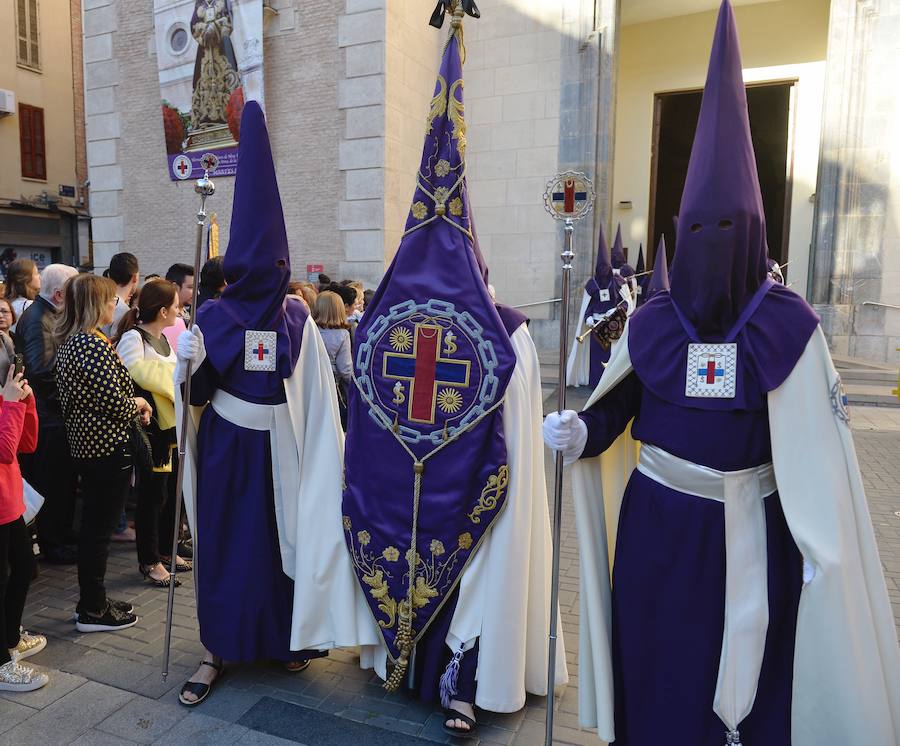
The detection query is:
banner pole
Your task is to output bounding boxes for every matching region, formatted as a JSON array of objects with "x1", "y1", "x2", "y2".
[
  {"x1": 540, "y1": 171, "x2": 594, "y2": 744},
  {"x1": 162, "y1": 160, "x2": 216, "y2": 681}
]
